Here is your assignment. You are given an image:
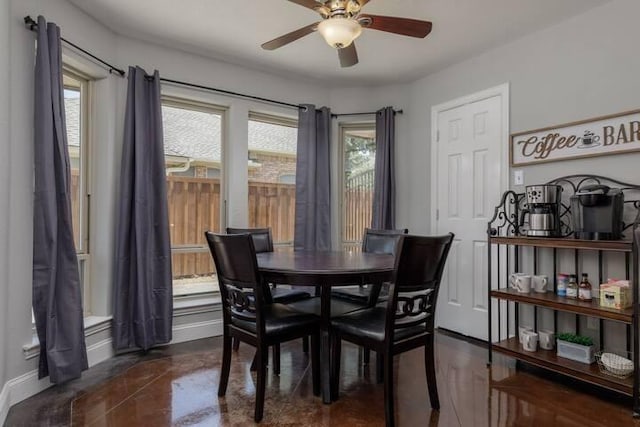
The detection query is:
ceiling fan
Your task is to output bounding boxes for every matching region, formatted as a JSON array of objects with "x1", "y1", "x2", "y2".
[{"x1": 261, "y1": 0, "x2": 433, "y2": 68}]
